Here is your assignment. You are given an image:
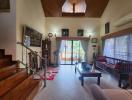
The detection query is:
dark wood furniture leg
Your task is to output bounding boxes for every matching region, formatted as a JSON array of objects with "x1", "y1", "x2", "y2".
[
  {"x1": 119, "y1": 76, "x2": 122, "y2": 87},
  {"x1": 81, "y1": 75, "x2": 84, "y2": 86},
  {"x1": 97, "y1": 76, "x2": 101, "y2": 85},
  {"x1": 75, "y1": 66, "x2": 77, "y2": 74}
]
